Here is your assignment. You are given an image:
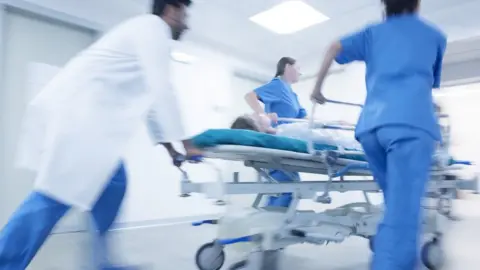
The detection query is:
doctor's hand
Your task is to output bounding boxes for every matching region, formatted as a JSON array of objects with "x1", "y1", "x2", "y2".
[
  {"x1": 170, "y1": 148, "x2": 204, "y2": 167},
  {"x1": 182, "y1": 139, "x2": 204, "y2": 163},
  {"x1": 310, "y1": 90, "x2": 327, "y2": 105},
  {"x1": 185, "y1": 147, "x2": 204, "y2": 164},
  {"x1": 167, "y1": 149, "x2": 185, "y2": 167}
]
